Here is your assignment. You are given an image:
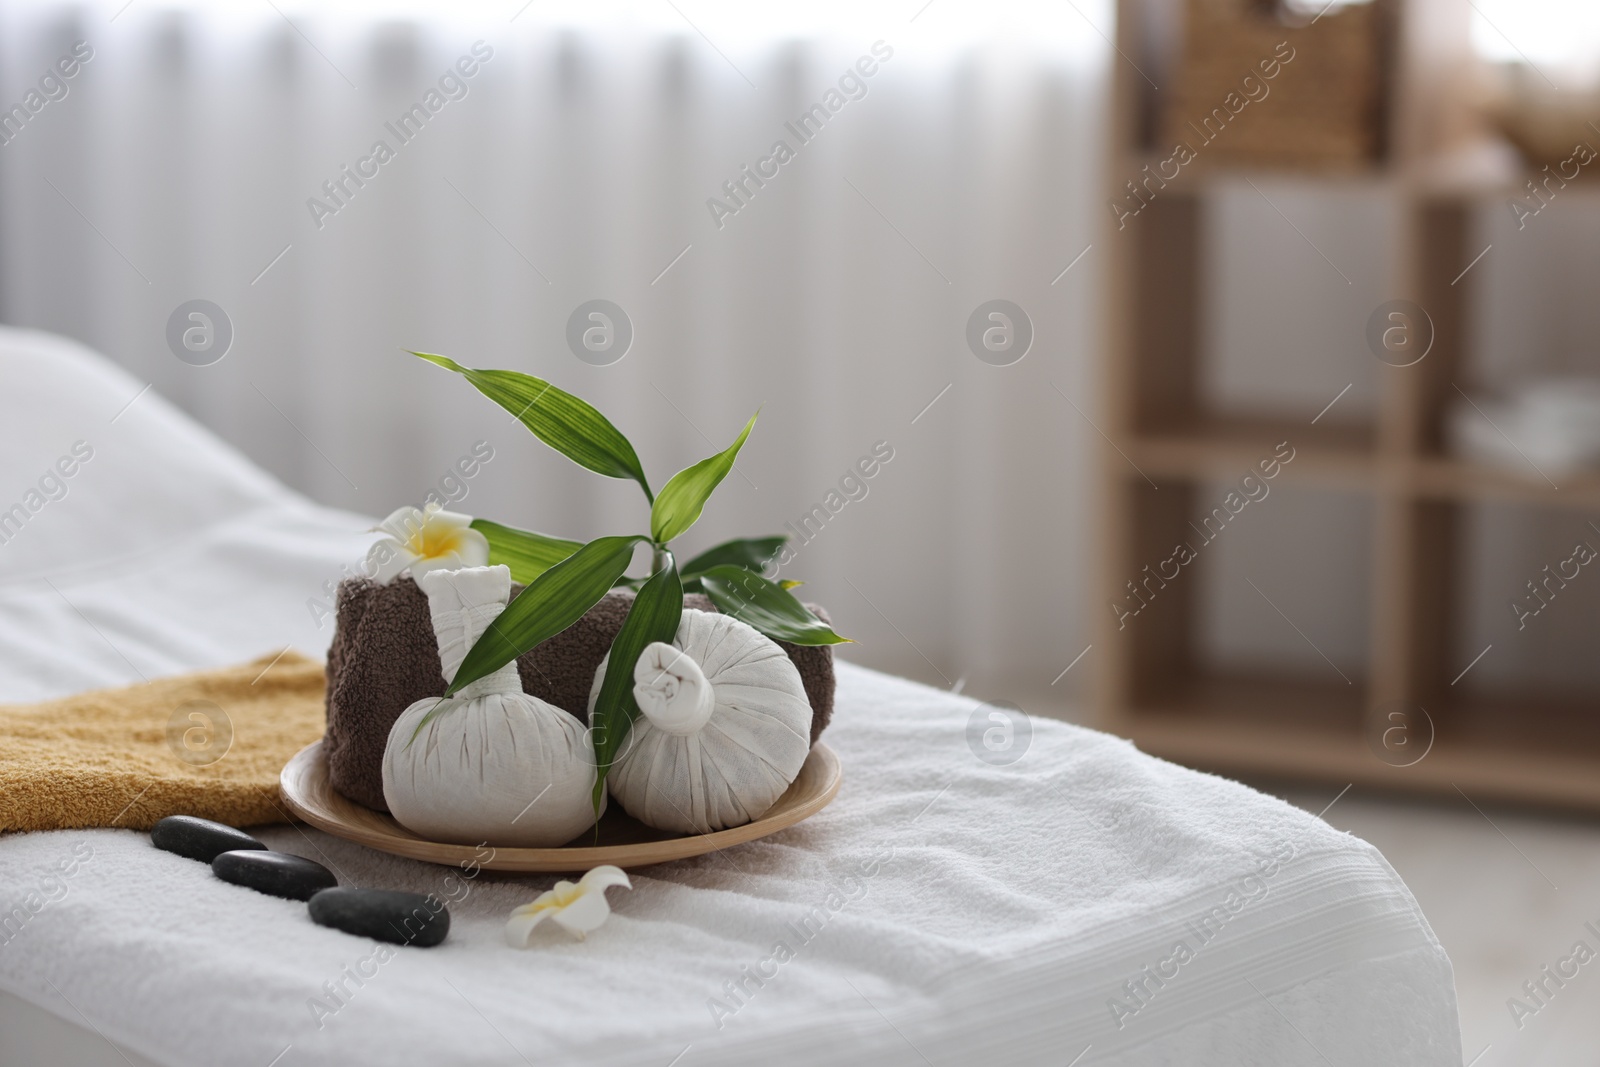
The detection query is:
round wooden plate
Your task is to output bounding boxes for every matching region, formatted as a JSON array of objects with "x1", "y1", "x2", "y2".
[{"x1": 279, "y1": 740, "x2": 842, "y2": 872}]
